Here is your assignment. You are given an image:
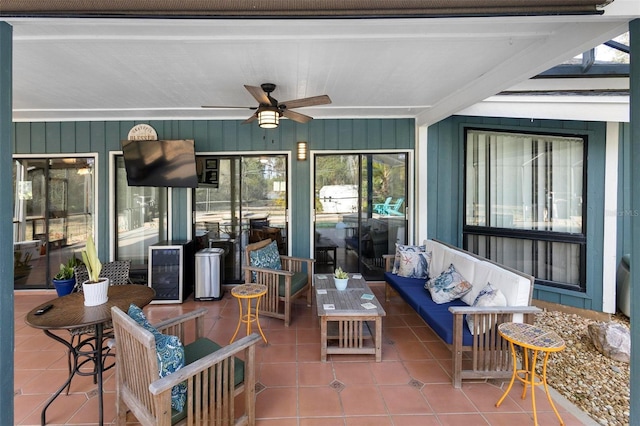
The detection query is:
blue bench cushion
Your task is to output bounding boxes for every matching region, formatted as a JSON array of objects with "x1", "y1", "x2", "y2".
[{"x1": 384, "y1": 272, "x2": 474, "y2": 346}]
